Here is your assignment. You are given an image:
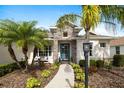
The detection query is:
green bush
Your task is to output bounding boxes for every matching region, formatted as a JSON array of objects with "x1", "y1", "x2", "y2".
[
  {"x1": 74, "y1": 82, "x2": 85, "y2": 88},
  {"x1": 96, "y1": 60, "x2": 104, "y2": 68},
  {"x1": 50, "y1": 64, "x2": 58, "y2": 70},
  {"x1": 0, "y1": 61, "x2": 25, "y2": 77},
  {"x1": 41, "y1": 70, "x2": 51, "y2": 78},
  {"x1": 54, "y1": 61, "x2": 61, "y2": 66},
  {"x1": 74, "y1": 68, "x2": 83, "y2": 73},
  {"x1": 26, "y1": 77, "x2": 41, "y2": 88},
  {"x1": 90, "y1": 60, "x2": 97, "y2": 66},
  {"x1": 79, "y1": 60, "x2": 85, "y2": 67},
  {"x1": 71, "y1": 64, "x2": 80, "y2": 69},
  {"x1": 75, "y1": 73, "x2": 85, "y2": 81},
  {"x1": 113, "y1": 55, "x2": 124, "y2": 67}
]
